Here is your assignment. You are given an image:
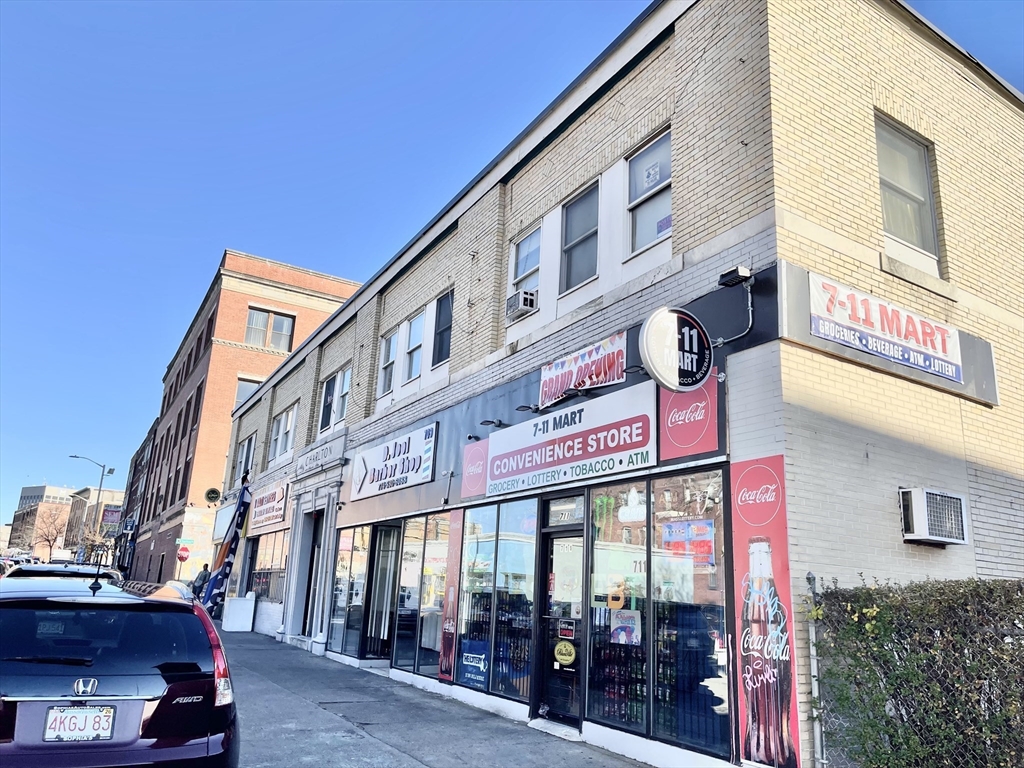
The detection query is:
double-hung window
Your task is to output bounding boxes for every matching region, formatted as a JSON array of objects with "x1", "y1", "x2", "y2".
[
  {"x1": 561, "y1": 185, "x2": 599, "y2": 293},
  {"x1": 269, "y1": 406, "x2": 296, "y2": 461},
  {"x1": 234, "y1": 433, "x2": 256, "y2": 486},
  {"x1": 245, "y1": 308, "x2": 296, "y2": 352},
  {"x1": 513, "y1": 229, "x2": 540, "y2": 293},
  {"x1": 875, "y1": 118, "x2": 938, "y2": 257},
  {"x1": 628, "y1": 132, "x2": 672, "y2": 252},
  {"x1": 433, "y1": 291, "x2": 453, "y2": 366},
  {"x1": 379, "y1": 332, "x2": 397, "y2": 395},
  {"x1": 406, "y1": 313, "x2": 424, "y2": 382},
  {"x1": 319, "y1": 368, "x2": 351, "y2": 432}
]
